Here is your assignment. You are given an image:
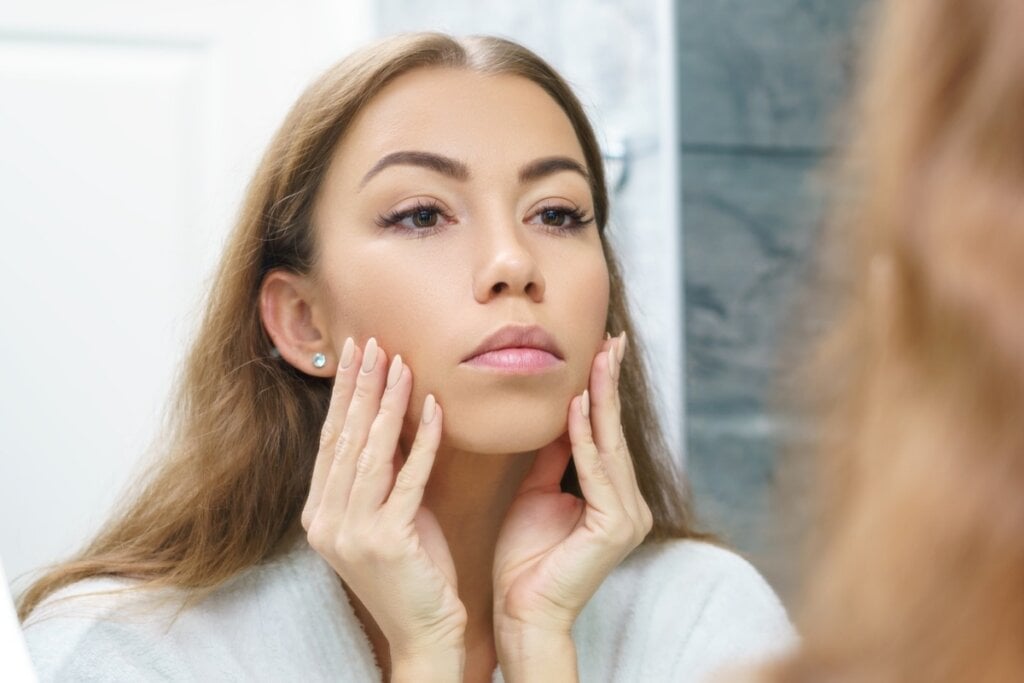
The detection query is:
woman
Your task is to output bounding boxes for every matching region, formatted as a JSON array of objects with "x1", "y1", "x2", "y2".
[
  {"x1": 760, "y1": 0, "x2": 1024, "y2": 680},
  {"x1": 20, "y1": 33, "x2": 793, "y2": 682}
]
